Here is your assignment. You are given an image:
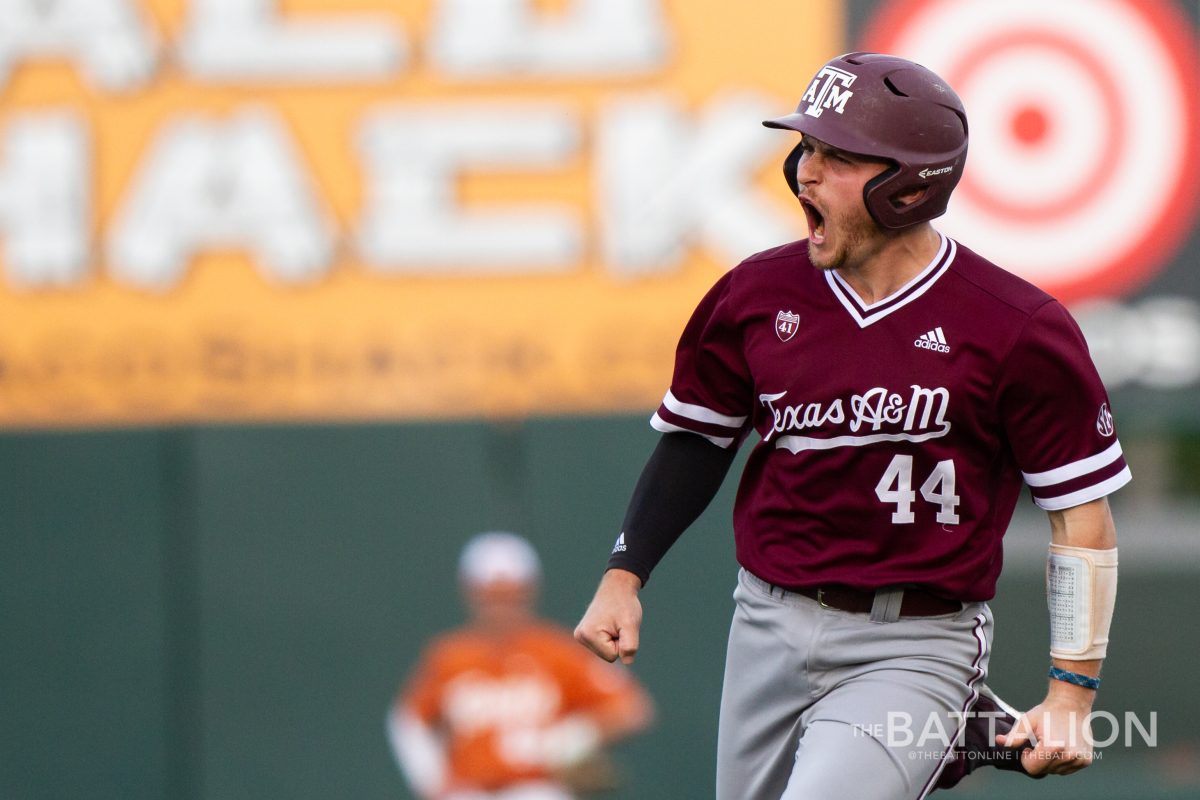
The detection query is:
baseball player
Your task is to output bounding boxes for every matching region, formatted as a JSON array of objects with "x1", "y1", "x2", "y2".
[
  {"x1": 389, "y1": 531, "x2": 653, "y2": 800},
  {"x1": 574, "y1": 52, "x2": 1128, "y2": 799}
]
